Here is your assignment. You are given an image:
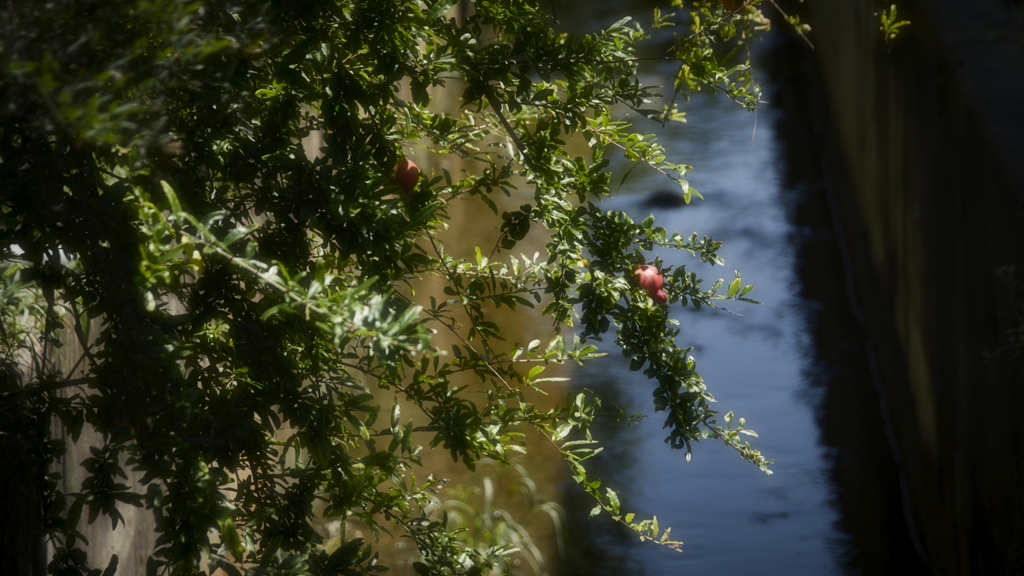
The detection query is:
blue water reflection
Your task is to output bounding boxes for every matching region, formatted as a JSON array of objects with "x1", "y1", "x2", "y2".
[{"x1": 555, "y1": 16, "x2": 851, "y2": 575}]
